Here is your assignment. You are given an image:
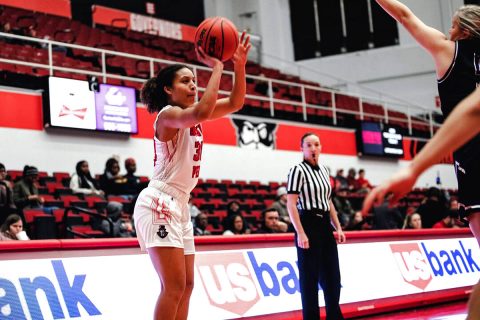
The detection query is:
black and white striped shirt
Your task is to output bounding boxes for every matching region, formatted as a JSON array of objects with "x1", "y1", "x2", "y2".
[{"x1": 287, "y1": 160, "x2": 332, "y2": 211}]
